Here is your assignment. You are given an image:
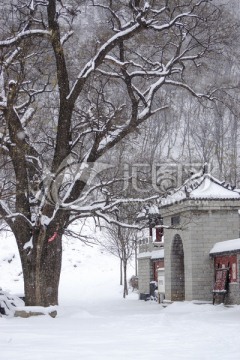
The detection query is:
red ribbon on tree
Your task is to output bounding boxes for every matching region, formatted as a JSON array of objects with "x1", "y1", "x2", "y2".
[{"x1": 48, "y1": 232, "x2": 58, "y2": 243}]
